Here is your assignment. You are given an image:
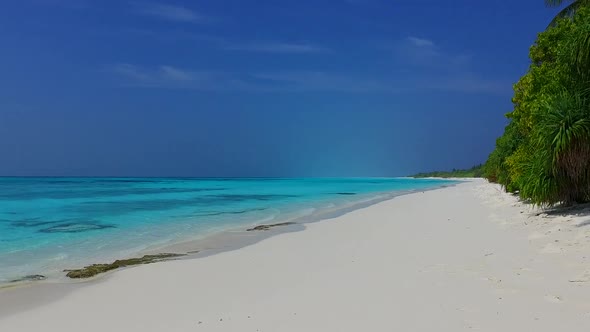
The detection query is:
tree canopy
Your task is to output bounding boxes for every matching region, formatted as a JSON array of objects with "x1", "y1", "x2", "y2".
[
  {"x1": 484, "y1": 5, "x2": 590, "y2": 206},
  {"x1": 545, "y1": 0, "x2": 589, "y2": 26}
]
